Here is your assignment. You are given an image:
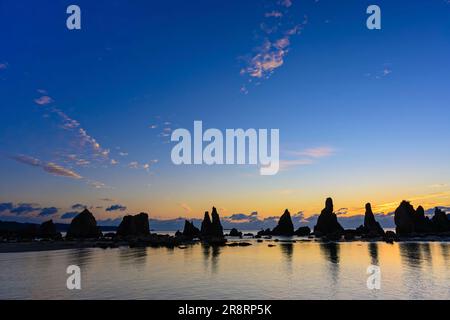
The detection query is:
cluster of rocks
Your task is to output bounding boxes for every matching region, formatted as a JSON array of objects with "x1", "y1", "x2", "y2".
[
  {"x1": 255, "y1": 209, "x2": 311, "y2": 237},
  {"x1": 251, "y1": 197, "x2": 450, "y2": 243},
  {"x1": 2, "y1": 198, "x2": 449, "y2": 247},
  {"x1": 176, "y1": 207, "x2": 226, "y2": 245},
  {"x1": 0, "y1": 220, "x2": 62, "y2": 241},
  {"x1": 394, "y1": 200, "x2": 450, "y2": 236}
]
